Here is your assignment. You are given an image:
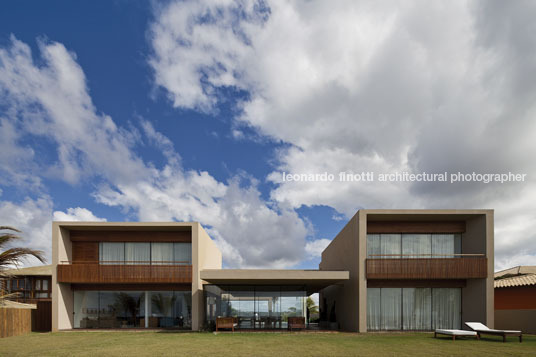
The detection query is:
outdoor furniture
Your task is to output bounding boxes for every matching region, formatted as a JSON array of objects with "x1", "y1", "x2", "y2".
[
  {"x1": 287, "y1": 317, "x2": 306, "y2": 331},
  {"x1": 434, "y1": 329, "x2": 479, "y2": 341},
  {"x1": 465, "y1": 322, "x2": 522, "y2": 342},
  {"x1": 216, "y1": 317, "x2": 238, "y2": 332}
]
